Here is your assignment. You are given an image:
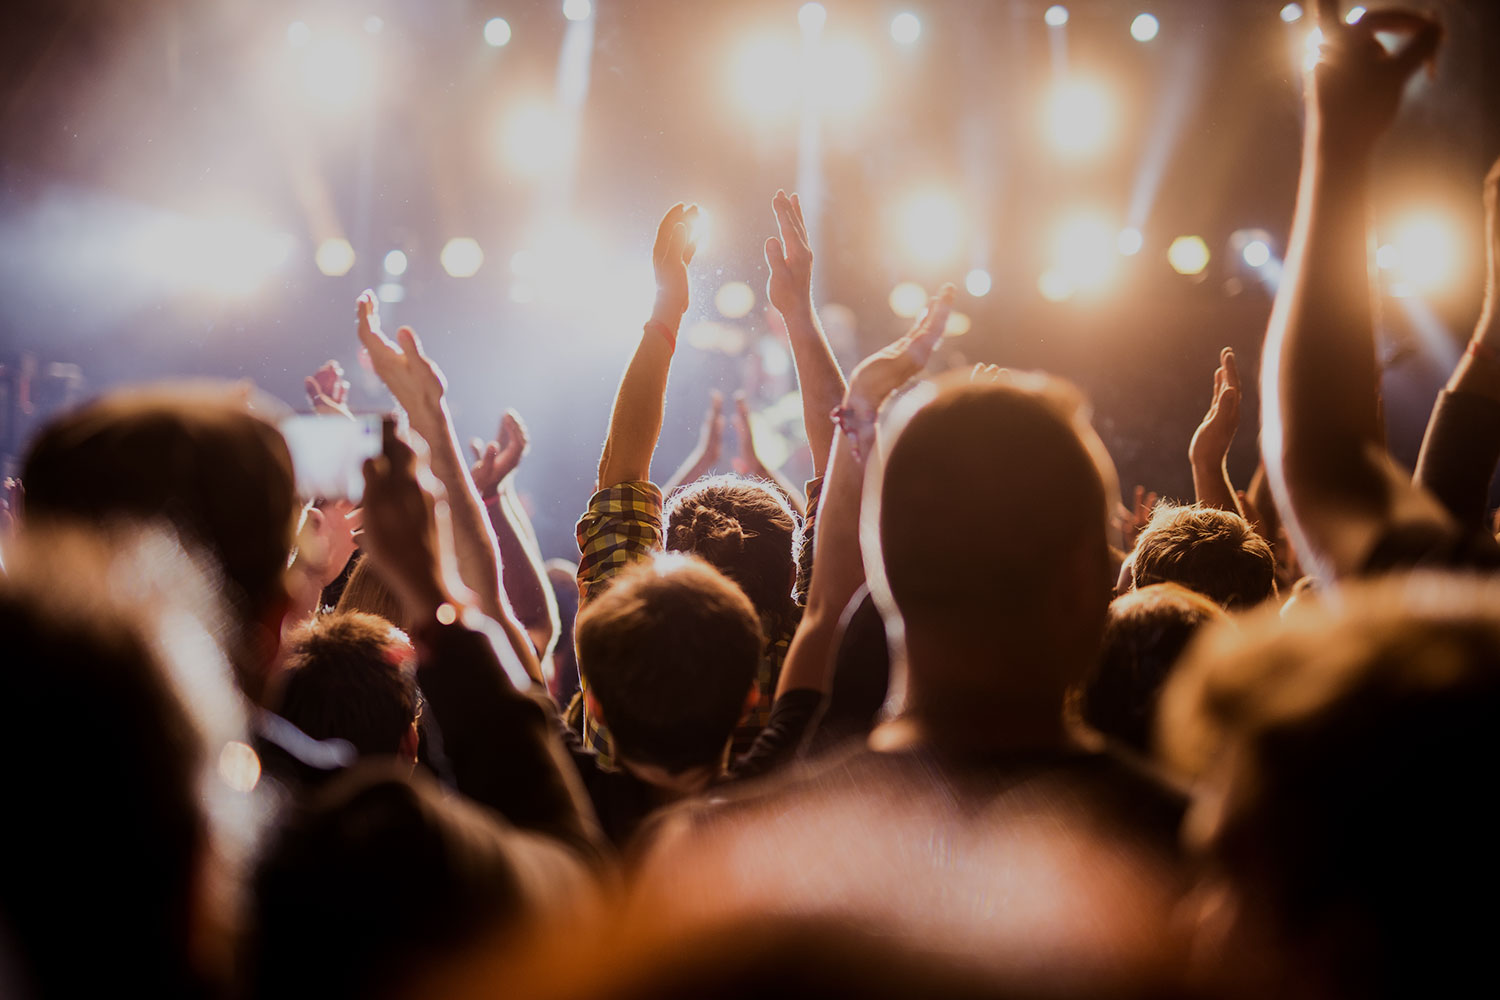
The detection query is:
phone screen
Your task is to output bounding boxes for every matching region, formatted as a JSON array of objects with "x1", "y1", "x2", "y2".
[{"x1": 279, "y1": 414, "x2": 382, "y2": 502}]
